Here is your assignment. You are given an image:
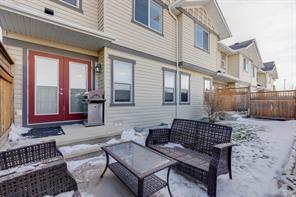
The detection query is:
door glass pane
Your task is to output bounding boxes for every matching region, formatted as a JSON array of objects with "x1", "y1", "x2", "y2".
[
  {"x1": 69, "y1": 62, "x2": 87, "y2": 113},
  {"x1": 35, "y1": 56, "x2": 59, "y2": 115}
]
